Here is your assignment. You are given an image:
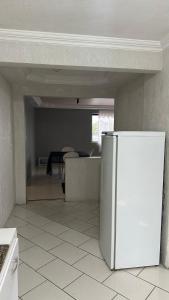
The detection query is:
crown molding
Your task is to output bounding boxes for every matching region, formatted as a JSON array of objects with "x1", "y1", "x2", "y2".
[{"x1": 0, "y1": 29, "x2": 162, "y2": 52}]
